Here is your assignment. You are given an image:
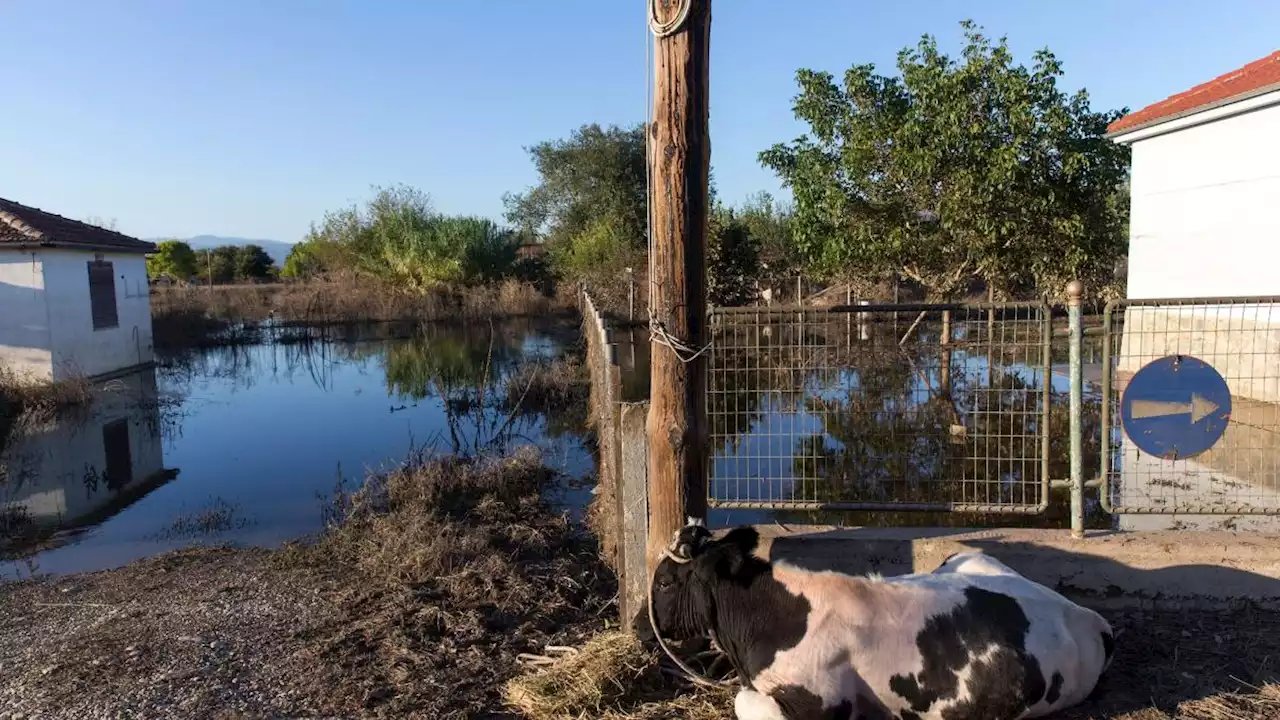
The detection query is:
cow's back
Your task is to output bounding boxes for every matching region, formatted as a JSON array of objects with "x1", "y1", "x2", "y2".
[
  {"x1": 747, "y1": 562, "x2": 1112, "y2": 719},
  {"x1": 897, "y1": 571, "x2": 1113, "y2": 718}
]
